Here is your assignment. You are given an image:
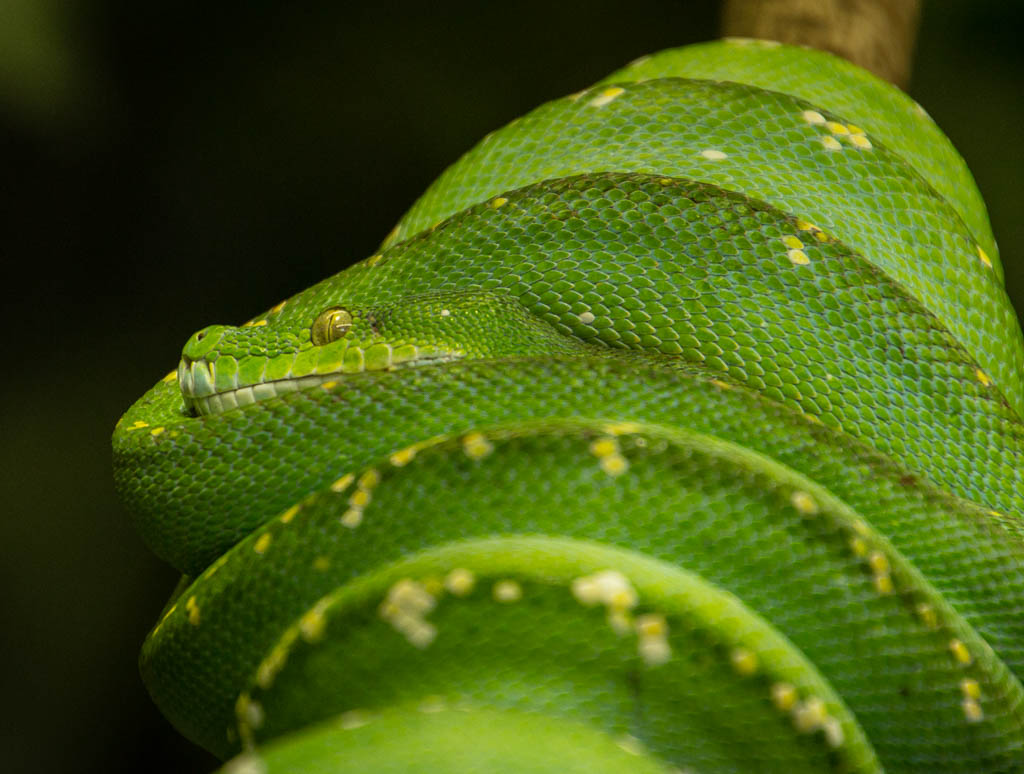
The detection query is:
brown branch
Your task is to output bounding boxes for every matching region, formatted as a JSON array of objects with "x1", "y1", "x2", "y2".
[{"x1": 721, "y1": 0, "x2": 921, "y2": 88}]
